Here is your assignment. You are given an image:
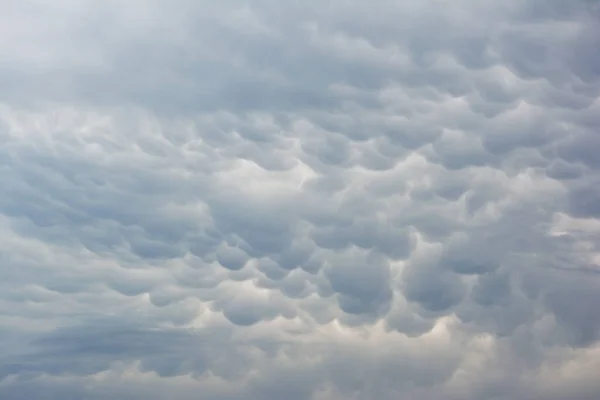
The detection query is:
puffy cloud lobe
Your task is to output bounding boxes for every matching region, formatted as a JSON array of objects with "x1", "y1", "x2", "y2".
[{"x1": 1, "y1": 0, "x2": 600, "y2": 399}]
